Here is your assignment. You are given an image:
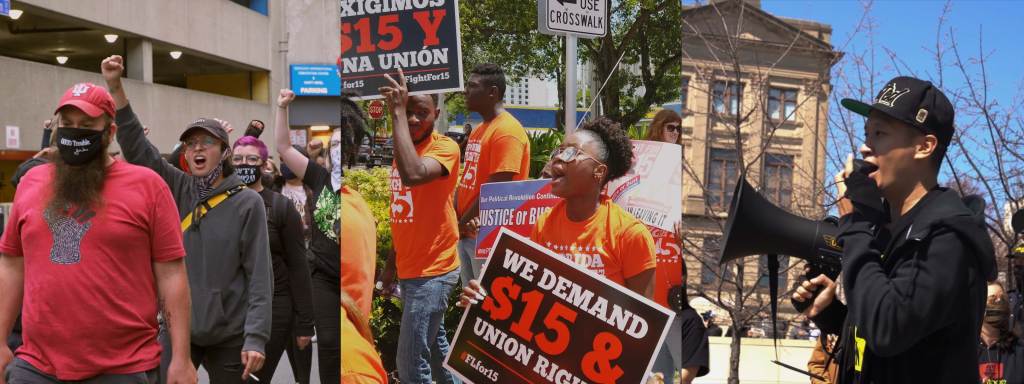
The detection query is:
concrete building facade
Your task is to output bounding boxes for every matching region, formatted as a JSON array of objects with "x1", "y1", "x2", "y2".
[{"x1": 0, "y1": 0, "x2": 339, "y2": 201}]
